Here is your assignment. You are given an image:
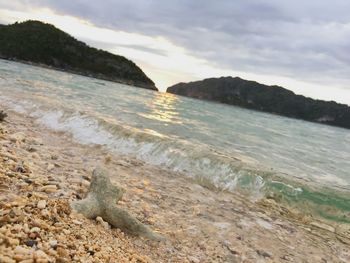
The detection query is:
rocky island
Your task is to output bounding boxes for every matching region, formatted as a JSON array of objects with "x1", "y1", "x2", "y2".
[
  {"x1": 167, "y1": 77, "x2": 350, "y2": 129},
  {"x1": 0, "y1": 20, "x2": 157, "y2": 90}
]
